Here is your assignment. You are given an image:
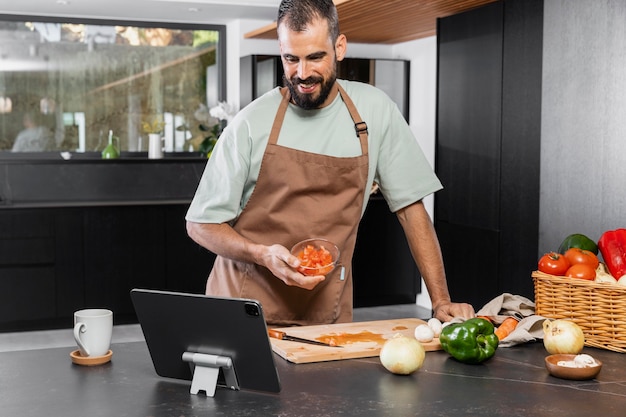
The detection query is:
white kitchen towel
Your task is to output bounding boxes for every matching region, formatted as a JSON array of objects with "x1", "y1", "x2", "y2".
[{"x1": 476, "y1": 293, "x2": 547, "y2": 348}]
